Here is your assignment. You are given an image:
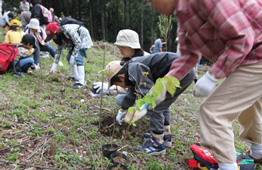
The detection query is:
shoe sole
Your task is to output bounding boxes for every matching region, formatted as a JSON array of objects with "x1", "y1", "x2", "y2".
[{"x1": 147, "y1": 149, "x2": 166, "y2": 156}]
